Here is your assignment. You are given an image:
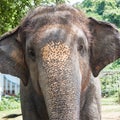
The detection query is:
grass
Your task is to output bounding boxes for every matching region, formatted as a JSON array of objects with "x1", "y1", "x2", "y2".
[
  {"x1": 102, "y1": 97, "x2": 120, "y2": 112},
  {"x1": 0, "y1": 96, "x2": 20, "y2": 111},
  {"x1": 102, "y1": 97, "x2": 120, "y2": 120},
  {"x1": 102, "y1": 104, "x2": 120, "y2": 120},
  {"x1": 0, "y1": 97, "x2": 120, "y2": 120},
  {"x1": 102, "y1": 105, "x2": 120, "y2": 112},
  {"x1": 102, "y1": 97, "x2": 119, "y2": 105}
]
